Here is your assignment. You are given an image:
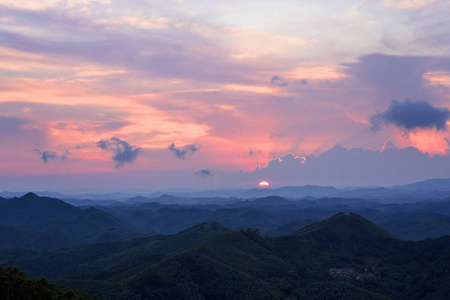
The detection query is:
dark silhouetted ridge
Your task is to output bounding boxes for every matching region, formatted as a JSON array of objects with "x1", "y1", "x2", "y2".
[
  {"x1": 20, "y1": 192, "x2": 40, "y2": 199},
  {"x1": 250, "y1": 196, "x2": 293, "y2": 206},
  {"x1": 0, "y1": 193, "x2": 82, "y2": 226},
  {"x1": 0, "y1": 193, "x2": 135, "y2": 249},
  {"x1": 293, "y1": 212, "x2": 397, "y2": 240}
]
